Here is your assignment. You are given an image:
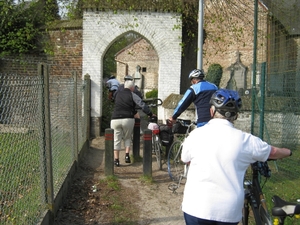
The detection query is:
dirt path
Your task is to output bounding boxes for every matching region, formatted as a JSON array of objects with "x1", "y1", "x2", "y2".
[{"x1": 54, "y1": 136, "x2": 186, "y2": 225}]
